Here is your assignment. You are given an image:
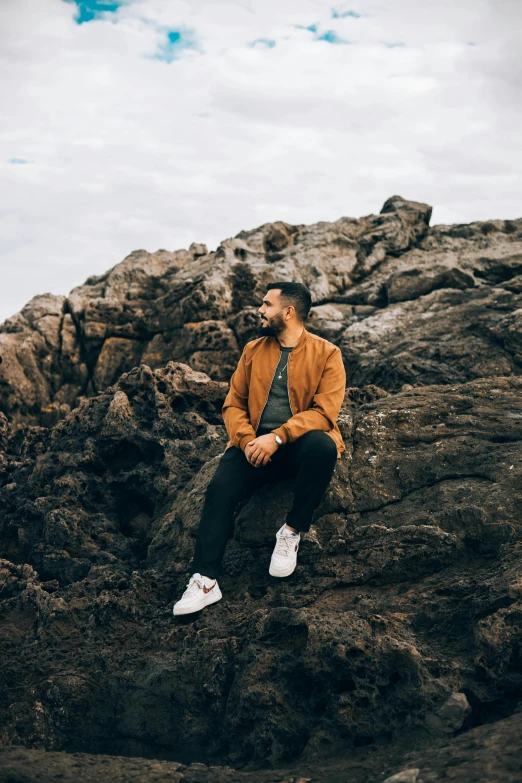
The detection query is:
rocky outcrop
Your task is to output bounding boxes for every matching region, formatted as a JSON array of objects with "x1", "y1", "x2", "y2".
[
  {"x1": 0, "y1": 363, "x2": 227, "y2": 582},
  {"x1": 2, "y1": 197, "x2": 522, "y2": 781},
  {"x1": 4, "y1": 196, "x2": 521, "y2": 429},
  {"x1": 1, "y1": 362, "x2": 521, "y2": 773},
  {"x1": 2, "y1": 709, "x2": 522, "y2": 781}
]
